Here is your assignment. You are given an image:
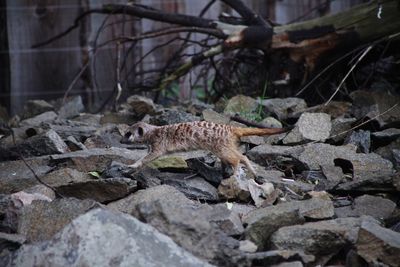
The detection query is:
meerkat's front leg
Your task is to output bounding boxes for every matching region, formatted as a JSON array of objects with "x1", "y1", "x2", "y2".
[{"x1": 129, "y1": 150, "x2": 162, "y2": 169}]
